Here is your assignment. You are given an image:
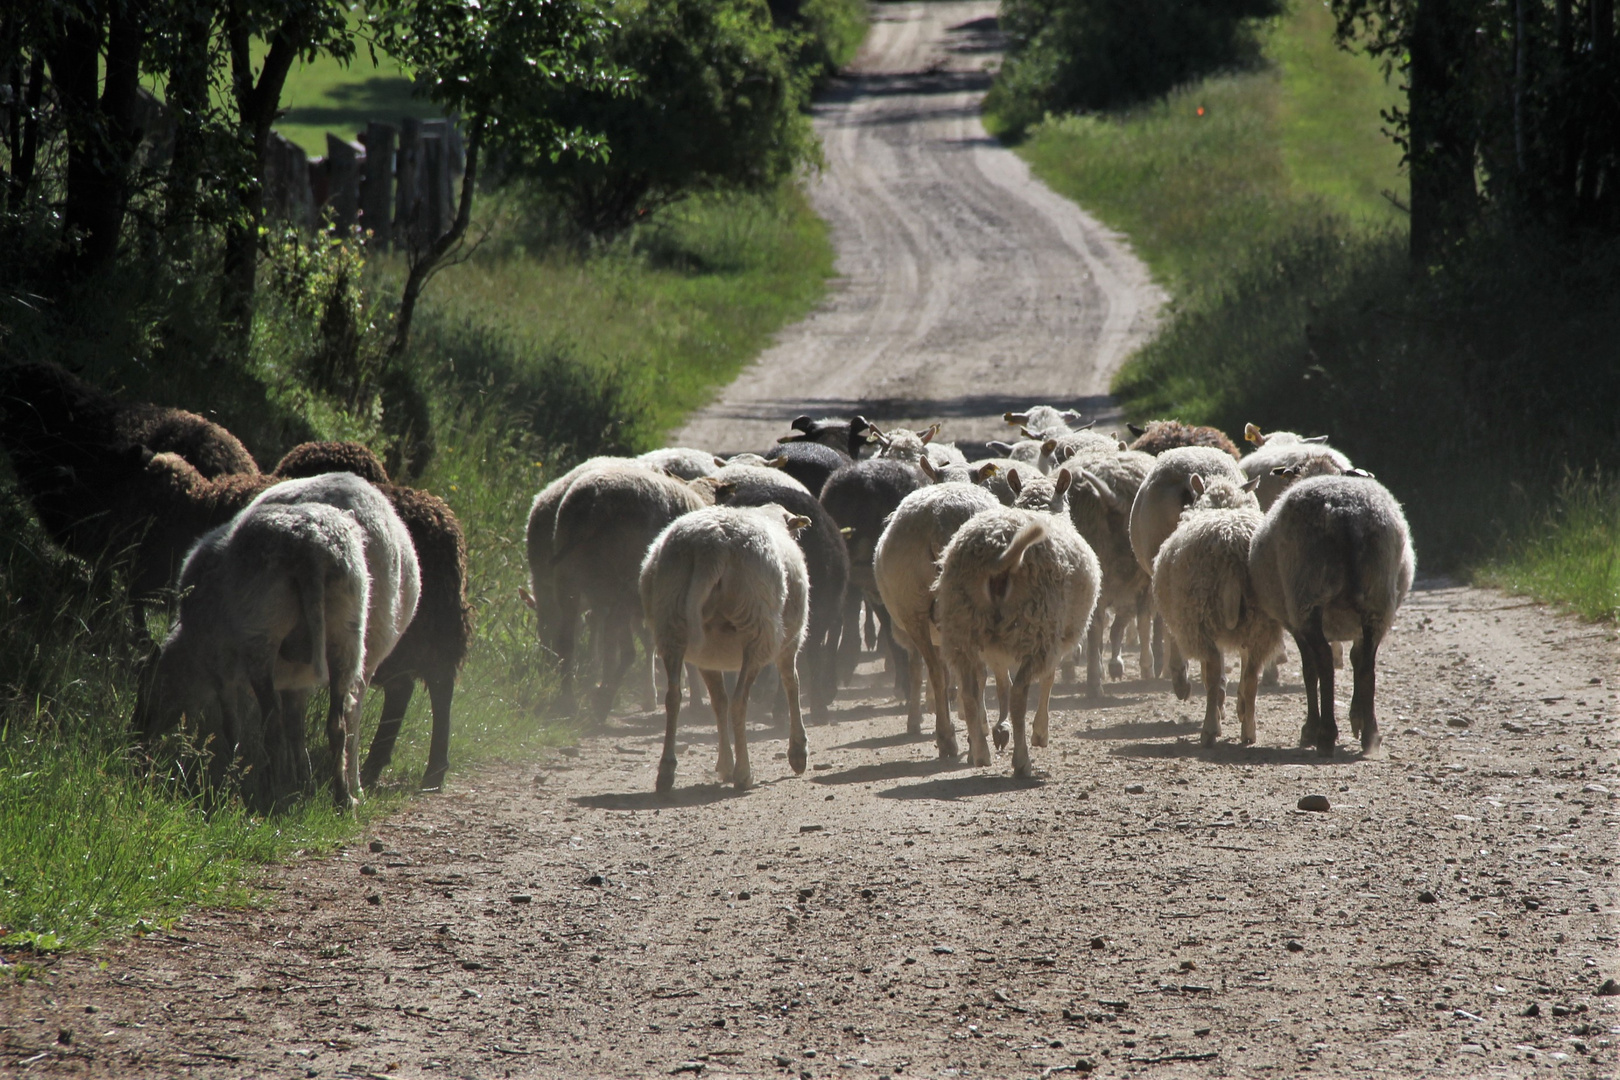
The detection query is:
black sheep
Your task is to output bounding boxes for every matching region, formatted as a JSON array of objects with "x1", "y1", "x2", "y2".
[
  {"x1": 764, "y1": 440, "x2": 850, "y2": 500},
  {"x1": 778, "y1": 413, "x2": 874, "y2": 459}
]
